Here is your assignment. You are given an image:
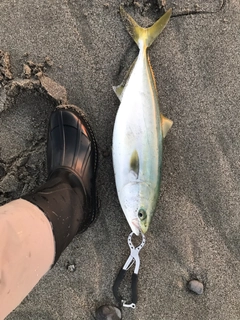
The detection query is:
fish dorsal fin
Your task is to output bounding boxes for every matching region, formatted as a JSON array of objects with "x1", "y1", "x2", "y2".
[
  {"x1": 130, "y1": 150, "x2": 139, "y2": 176},
  {"x1": 161, "y1": 114, "x2": 173, "y2": 138},
  {"x1": 119, "y1": 6, "x2": 172, "y2": 49}
]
